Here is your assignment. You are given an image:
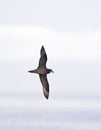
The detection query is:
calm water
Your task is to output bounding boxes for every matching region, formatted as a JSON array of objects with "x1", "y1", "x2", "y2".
[{"x1": 0, "y1": 93, "x2": 101, "y2": 130}]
